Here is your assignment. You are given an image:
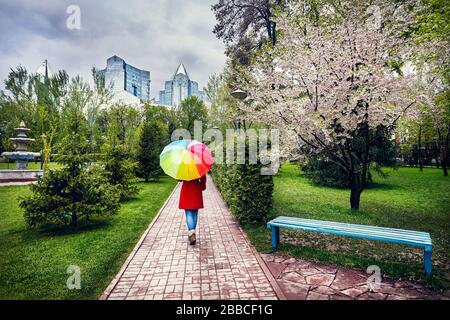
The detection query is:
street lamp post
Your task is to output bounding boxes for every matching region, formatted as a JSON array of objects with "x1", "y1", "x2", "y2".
[
  {"x1": 231, "y1": 89, "x2": 248, "y2": 133},
  {"x1": 40, "y1": 134, "x2": 46, "y2": 170}
]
